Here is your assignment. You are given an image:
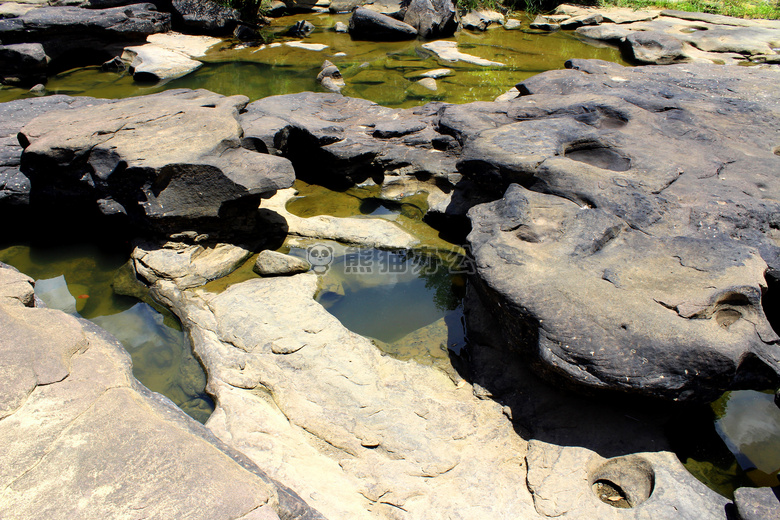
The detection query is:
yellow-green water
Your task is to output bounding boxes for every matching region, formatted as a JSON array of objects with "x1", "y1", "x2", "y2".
[
  {"x1": 0, "y1": 242, "x2": 214, "y2": 423},
  {"x1": 0, "y1": 13, "x2": 628, "y2": 107}
]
